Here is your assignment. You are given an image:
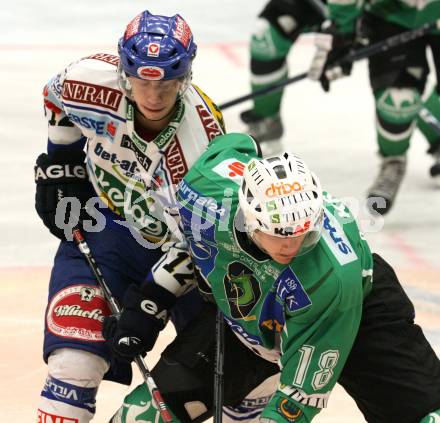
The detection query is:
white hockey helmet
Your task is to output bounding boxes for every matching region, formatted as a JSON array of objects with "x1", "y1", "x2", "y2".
[{"x1": 238, "y1": 152, "x2": 324, "y2": 254}]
